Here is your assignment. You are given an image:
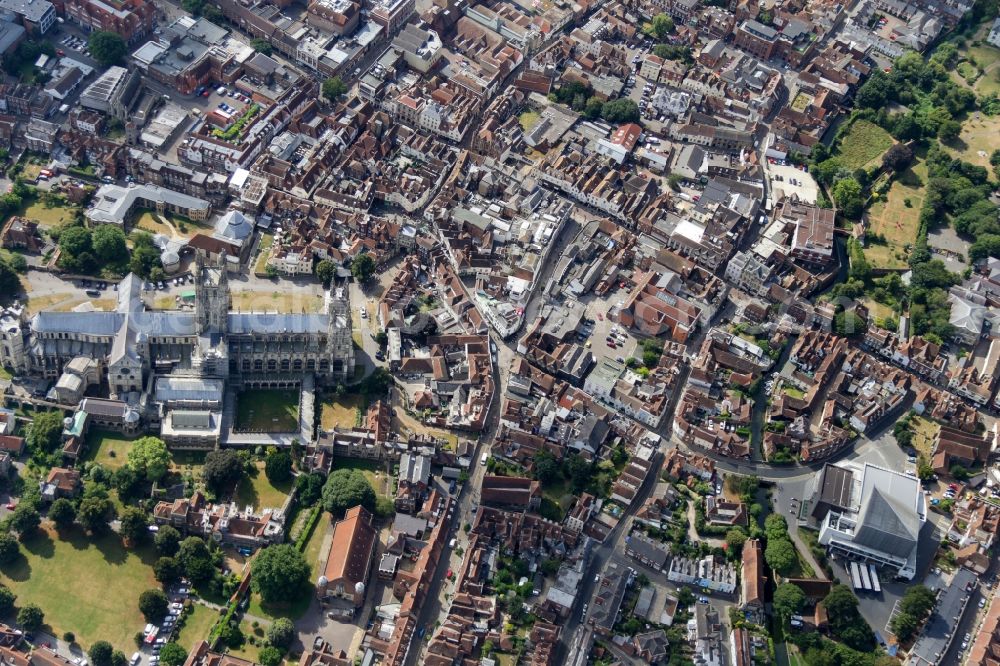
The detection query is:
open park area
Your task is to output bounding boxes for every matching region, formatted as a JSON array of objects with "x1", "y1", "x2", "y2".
[
  {"x1": 0, "y1": 525, "x2": 157, "y2": 650},
  {"x1": 834, "y1": 119, "x2": 894, "y2": 171}
]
